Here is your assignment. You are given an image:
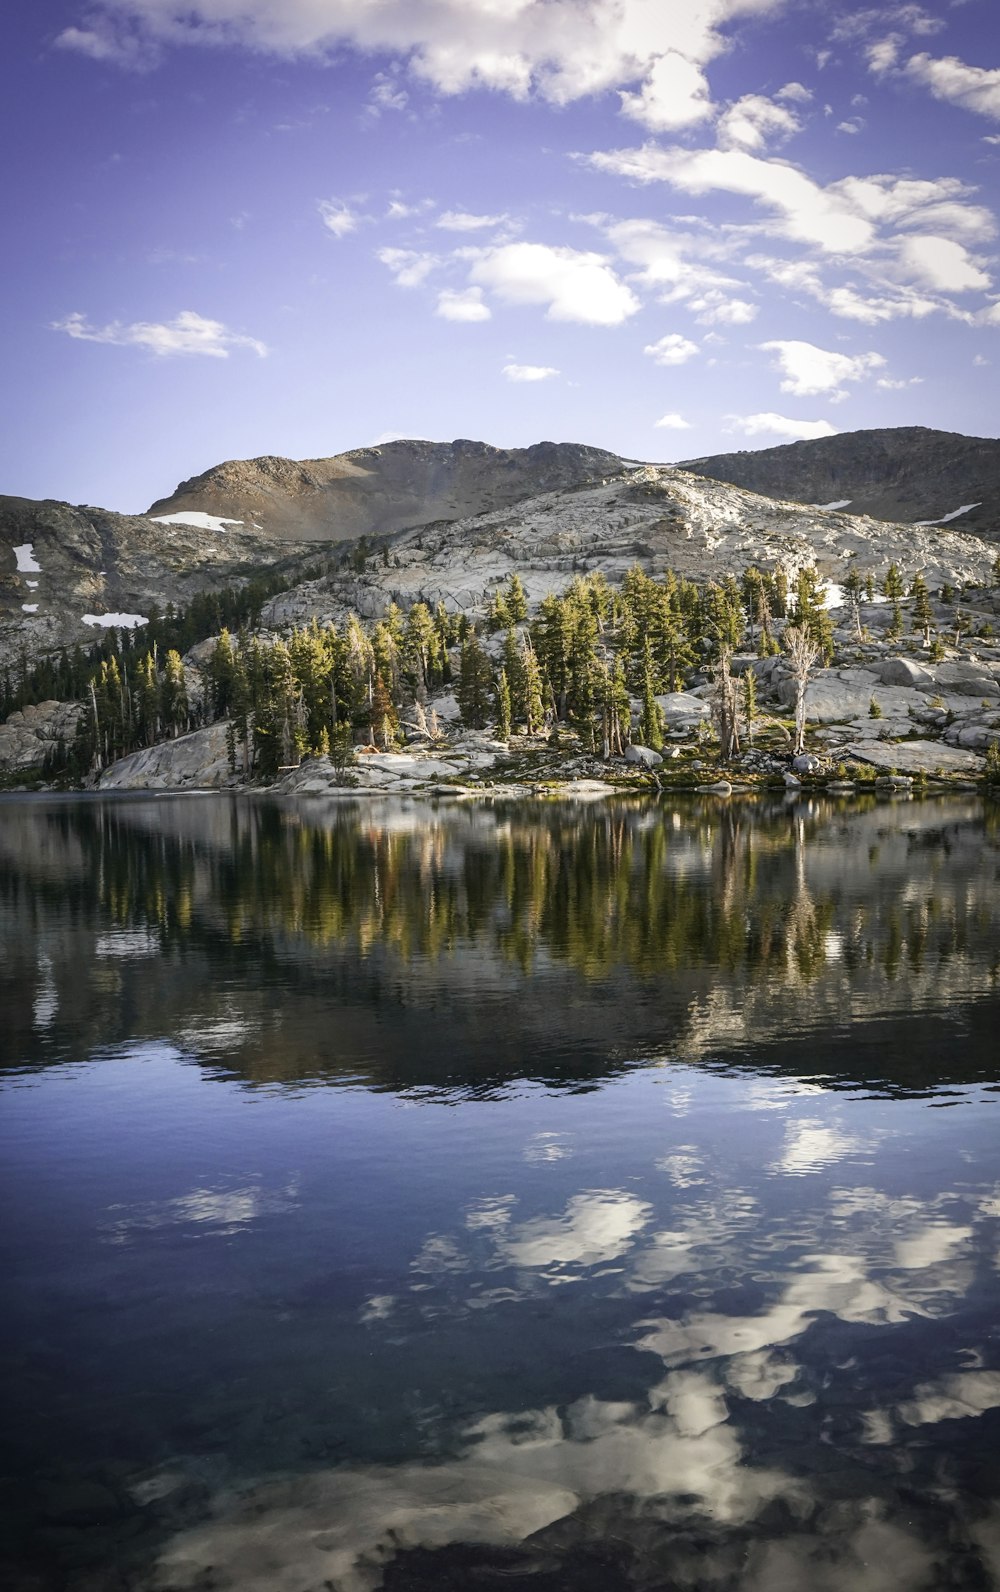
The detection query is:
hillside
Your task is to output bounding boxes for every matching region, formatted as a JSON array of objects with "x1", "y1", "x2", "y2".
[
  {"x1": 147, "y1": 438, "x2": 628, "y2": 543},
  {"x1": 682, "y1": 427, "x2": 1000, "y2": 540},
  {"x1": 0, "y1": 494, "x2": 312, "y2": 666}
]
